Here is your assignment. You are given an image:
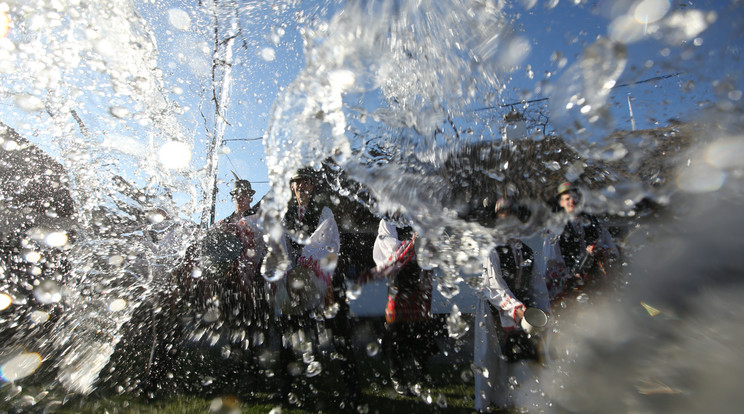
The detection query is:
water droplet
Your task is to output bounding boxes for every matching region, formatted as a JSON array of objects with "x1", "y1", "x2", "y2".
[
  {"x1": 15, "y1": 94, "x2": 44, "y2": 112},
  {"x1": 109, "y1": 298, "x2": 127, "y2": 312},
  {"x1": 545, "y1": 161, "x2": 561, "y2": 171},
  {"x1": 147, "y1": 211, "x2": 166, "y2": 224},
  {"x1": 168, "y1": 8, "x2": 191, "y2": 31},
  {"x1": 705, "y1": 136, "x2": 744, "y2": 169},
  {"x1": 306, "y1": 360, "x2": 322, "y2": 377},
  {"x1": 365, "y1": 342, "x2": 380, "y2": 357},
  {"x1": 108, "y1": 106, "x2": 130, "y2": 119},
  {"x1": 24, "y1": 251, "x2": 41, "y2": 263},
  {"x1": 324, "y1": 302, "x2": 339, "y2": 318},
  {"x1": 33, "y1": 280, "x2": 61, "y2": 304},
  {"x1": 0, "y1": 353, "x2": 42, "y2": 381},
  {"x1": 329, "y1": 69, "x2": 356, "y2": 90},
  {"x1": 346, "y1": 283, "x2": 362, "y2": 300},
  {"x1": 676, "y1": 164, "x2": 725, "y2": 193},
  {"x1": 446, "y1": 305, "x2": 470, "y2": 339},
  {"x1": 436, "y1": 393, "x2": 448, "y2": 408},
  {"x1": 208, "y1": 397, "x2": 222, "y2": 412},
  {"x1": 0, "y1": 293, "x2": 12, "y2": 310},
  {"x1": 461, "y1": 368, "x2": 474, "y2": 382},
  {"x1": 19, "y1": 395, "x2": 36, "y2": 406},
  {"x1": 633, "y1": 0, "x2": 670, "y2": 24},
  {"x1": 472, "y1": 364, "x2": 489, "y2": 379},
  {"x1": 319, "y1": 252, "x2": 338, "y2": 272},
  {"x1": 598, "y1": 143, "x2": 628, "y2": 161},
  {"x1": 2, "y1": 139, "x2": 18, "y2": 151},
  {"x1": 576, "y1": 293, "x2": 589, "y2": 304},
  {"x1": 261, "y1": 47, "x2": 276, "y2": 62},
  {"x1": 45, "y1": 231, "x2": 68, "y2": 247},
  {"x1": 269, "y1": 26, "x2": 285, "y2": 45},
  {"x1": 158, "y1": 141, "x2": 192, "y2": 170},
  {"x1": 30, "y1": 310, "x2": 50, "y2": 324},
  {"x1": 438, "y1": 282, "x2": 460, "y2": 299},
  {"x1": 203, "y1": 307, "x2": 221, "y2": 323},
  {"x1": 108, "y1": 255, "x2": 125, "y2": 266}
]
